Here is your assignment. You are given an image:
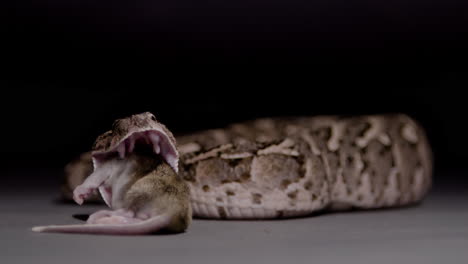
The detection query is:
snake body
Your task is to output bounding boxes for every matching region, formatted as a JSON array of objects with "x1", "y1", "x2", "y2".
[
  {"x1": 62, "y1": 114, "x2": 432, "y2": 219},
  {"x1": 176, "y1": 114, "x2": 432, "y2": 219}
]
